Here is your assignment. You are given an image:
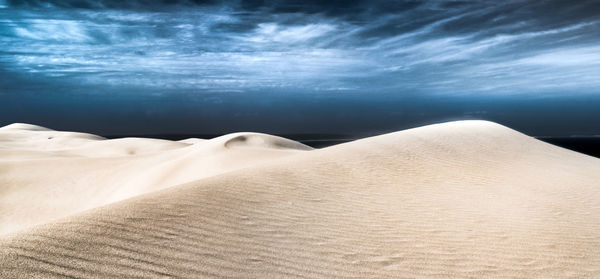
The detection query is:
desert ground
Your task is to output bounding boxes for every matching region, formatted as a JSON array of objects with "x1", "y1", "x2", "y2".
[{"x1": 1, "y1": 120, "x2": 599, "y2": 278}]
